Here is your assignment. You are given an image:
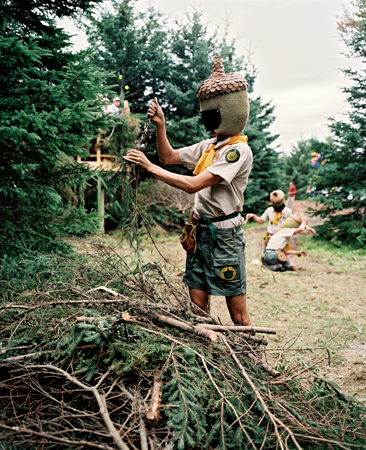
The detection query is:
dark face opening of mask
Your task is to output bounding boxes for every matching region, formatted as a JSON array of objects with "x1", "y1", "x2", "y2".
[
  {"x1": 200, "y1": 109, "x2": 221, "y2": 132},
  {"x1": 273, "y1": 203, "x2": 285, "y2": 212}
]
